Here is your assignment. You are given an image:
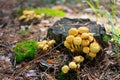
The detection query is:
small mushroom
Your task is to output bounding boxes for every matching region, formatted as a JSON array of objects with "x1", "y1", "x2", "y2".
[
  {"x1": 48, "y1": 40, "x2": 56, "y2": 46},
  {"x1": 73, "y1": 37, "x2": 82, "y2": 45},
  {"x1": 74, "y1": 56, "x2": 81, "y2": 63},
  {"x1": 38, "y1": 41, "x2": 45, "y2": 49},
  {"x1": 23, "y1": 10, "x2": 35, "y2": 16},
  {"x1": 64, "y1": 41, "x2": 71, "y2": 49},
  {"x1": 68, "y1": 28, "x2": 78, "y2": 36},
  {"x1": 77, "y1": 64, "x2": 80, "y2": 69},
  {"x1": 81, "y1": 39, "x2": 90, "y2": 46},
  {"x1": 38, "y1": 40, "x2": 55, "y2": 51},
  {"x1": 83, "y1": 47, "x2": 89, "y2": 54},
  {"x1": 66, "y1": 35, "x2": 74, "y2": 43},
  {"x1": 88, "y1": 36, "x2": 94, "y2": 42},
  {"x1": 79, "y1": 56, "x2": 84, "y2": 62},
  {"x1": 74, "y1": 56, "x2": 84, "y2": 63},
  {"x1": 78, "y1": 27, "x2": 89, "y2": 33},
  {"x1": 64, "y1": 42, "x2": 75, "y2": 52},
  {"x1": 81, "y1": 33, "x2": 89, "y2": 39},
  {"x1": 38, "y1": 44, "x2": 44, "y2": 49},
  {"x1": 19, "y1": 15, "x2": 27, "y2": 20},
  {"x1": 69, "y1": 61, "x2": 77, "y2": 69},
  {"x1": 61, "y1": 65, "x2": 70, "y2": 73},
  {"x1": 89, "y1": 52, "x2": 97, "y2": 58},
  {"x1": 90, "y1": 42, "x2": 100, "y2": 53},
  {"x1": 42, "y1": 40, "x2": 47, "y2": 45},
  {"x1": 88, "y1": 33, "x2": 94, "y2": 36},
  {"x1": 43, "y1": 45, "x2": 49, "y2": 51}
]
